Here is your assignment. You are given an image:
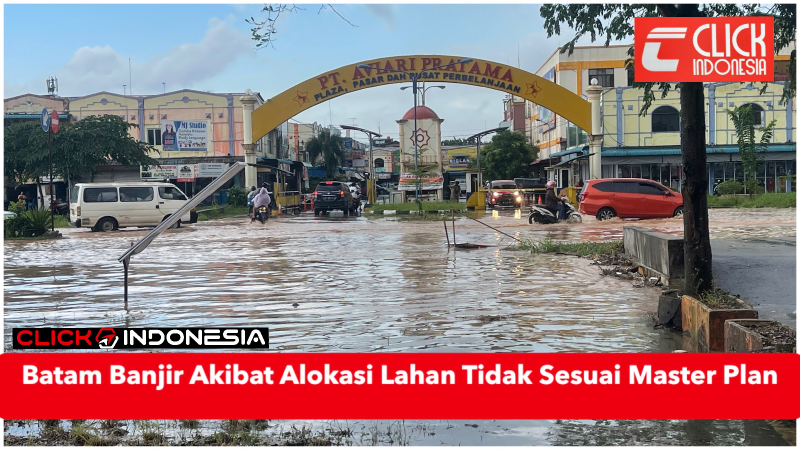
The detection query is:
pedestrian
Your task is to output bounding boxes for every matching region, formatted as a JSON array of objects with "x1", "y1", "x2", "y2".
[
  {"x1": 246, "y1": 186, "x2": 258, "y2": 215},
  {"x1": 576, "y1": 178, "x2": 584, "y2": 188},
  {"x1": 17, "y1": 191, "x2": 27, "y2": 210},
  {"x1": 451, "y1": 181, "x2": 461, "y2": 202}
]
